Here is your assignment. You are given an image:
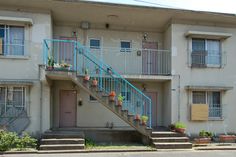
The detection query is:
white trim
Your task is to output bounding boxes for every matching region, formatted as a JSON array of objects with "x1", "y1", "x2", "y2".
[
  {"x1": 185, "y1": 31, "x2": 232, "y2": 40},
  {"x1": 0, "y1": 16, "x2": 33, "y2": 25}
]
